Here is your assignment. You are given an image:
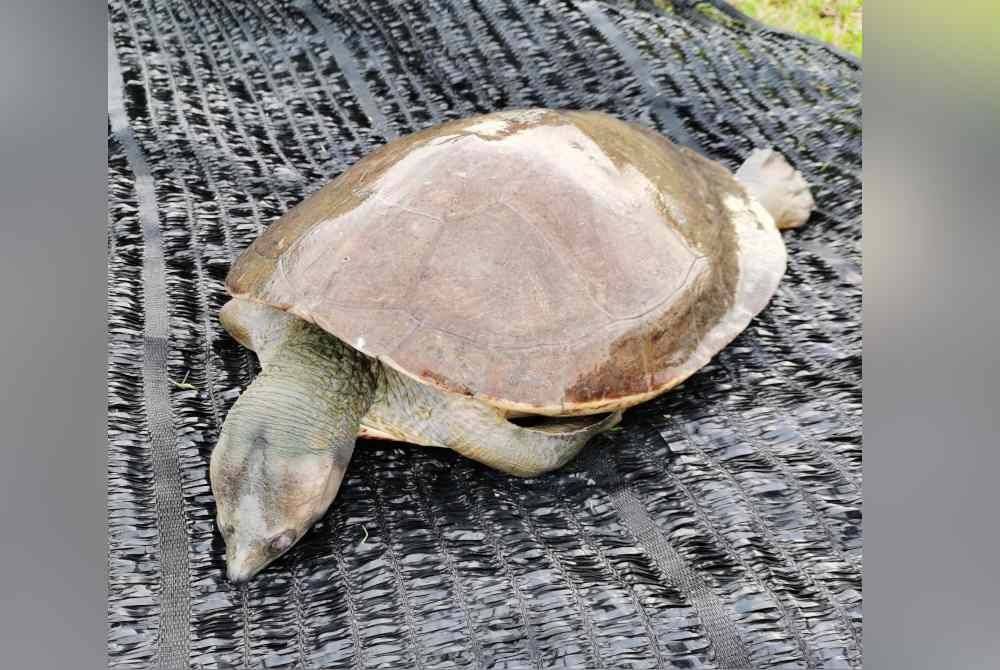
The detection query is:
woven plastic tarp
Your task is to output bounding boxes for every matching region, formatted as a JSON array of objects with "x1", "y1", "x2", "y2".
[{"x1": 107, "y1": 1, "x2": 862, "y2": 668}]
